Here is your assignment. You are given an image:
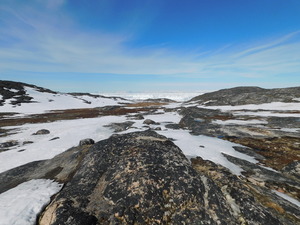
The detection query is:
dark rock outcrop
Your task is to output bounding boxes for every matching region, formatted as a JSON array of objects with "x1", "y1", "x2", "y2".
[
  {"x1": 189, "y1": 86, "x2": 300, "y2": 106},
  {"x1": 0, "y1": 140, "x2": 18, "y2": 152},
  {"x1": 192, "y1": 157, "x2": 300, "y2": 225},
  {"x1": 79, "y1": 138, "x2": 95, "y2": 146},
  {"x1": 178, "y1": 107, "x2": 231, "y2": 137},
  {"x1": 282, "y1": 161, "x2": 300, "y2": 180},
  {"x1": 0, "y1": 80, "x2": 57, "y2": 106},
  {"x1": 35, "y1": 131, "x2": 299, "y2": 224},
  {"x1": 104, "y1": 121, "x2": 135, "y2": 132},
  {"x1": 0, "y1": 144, "x2": 91, "y2": 194},
  {"x1": 39, "y1": 131, "x2": 220, "y2": 224},
  {"x1": 143, "y1": 119, "x2": 158, "y2": 125},
  {"x1": 33, "y1": 129, "x2": 50, "y2": 135}
]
